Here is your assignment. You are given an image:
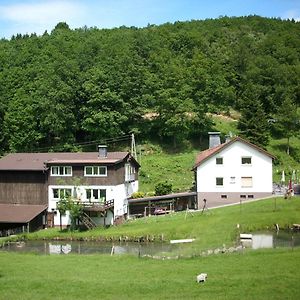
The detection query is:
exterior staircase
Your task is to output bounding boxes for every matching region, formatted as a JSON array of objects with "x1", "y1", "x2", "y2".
[{"x1": 79, "y1": 212, "x2": 97, "y2": 230}]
